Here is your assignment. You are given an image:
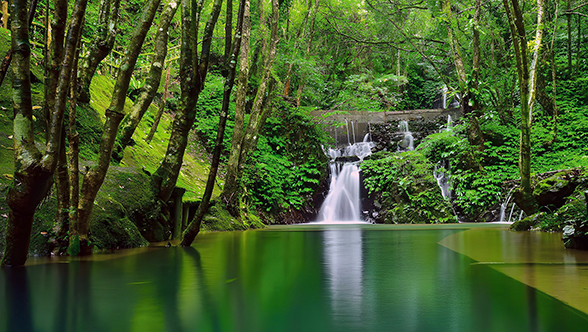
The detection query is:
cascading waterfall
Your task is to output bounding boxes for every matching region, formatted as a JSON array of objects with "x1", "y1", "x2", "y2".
[
  {"x1": 498, "y1": 188, "x2": 526, "y2": 223},
  {"x1": 434, "y1": 115, "x2": 453, "y2": 199},
  {"x1": 316, "y1": 139, "x2": 374, "y2": 223},
  {"x1": 397, "y1": 120, "x2": 414, "y2": 152}
]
